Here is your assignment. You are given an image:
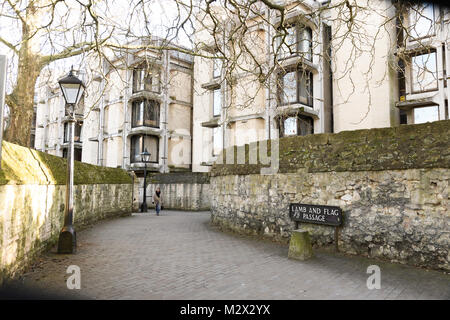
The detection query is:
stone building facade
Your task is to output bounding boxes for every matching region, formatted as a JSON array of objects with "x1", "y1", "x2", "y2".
[
  {"x1": 191, "y1": 0, "x2": 450, "y2": 172},
  {"x1": 192, "y1": 0, "x2": 334, "y2": 172},
  {"x1": 34, "y1": 39, "x2": 194, "y2": 176},
  {"x1": 33, "y1": 1, "x2": 450, "y2": 183}
]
